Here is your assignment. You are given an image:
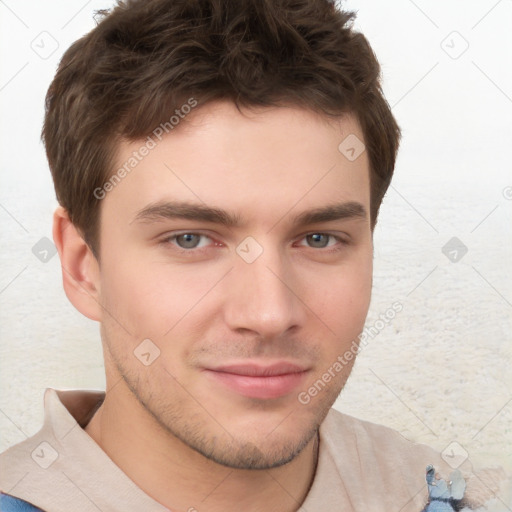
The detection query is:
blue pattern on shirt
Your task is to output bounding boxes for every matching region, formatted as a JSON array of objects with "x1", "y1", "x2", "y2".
[{"x1": 0, "y1": 492, "x2": 45, "y2": 511}]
